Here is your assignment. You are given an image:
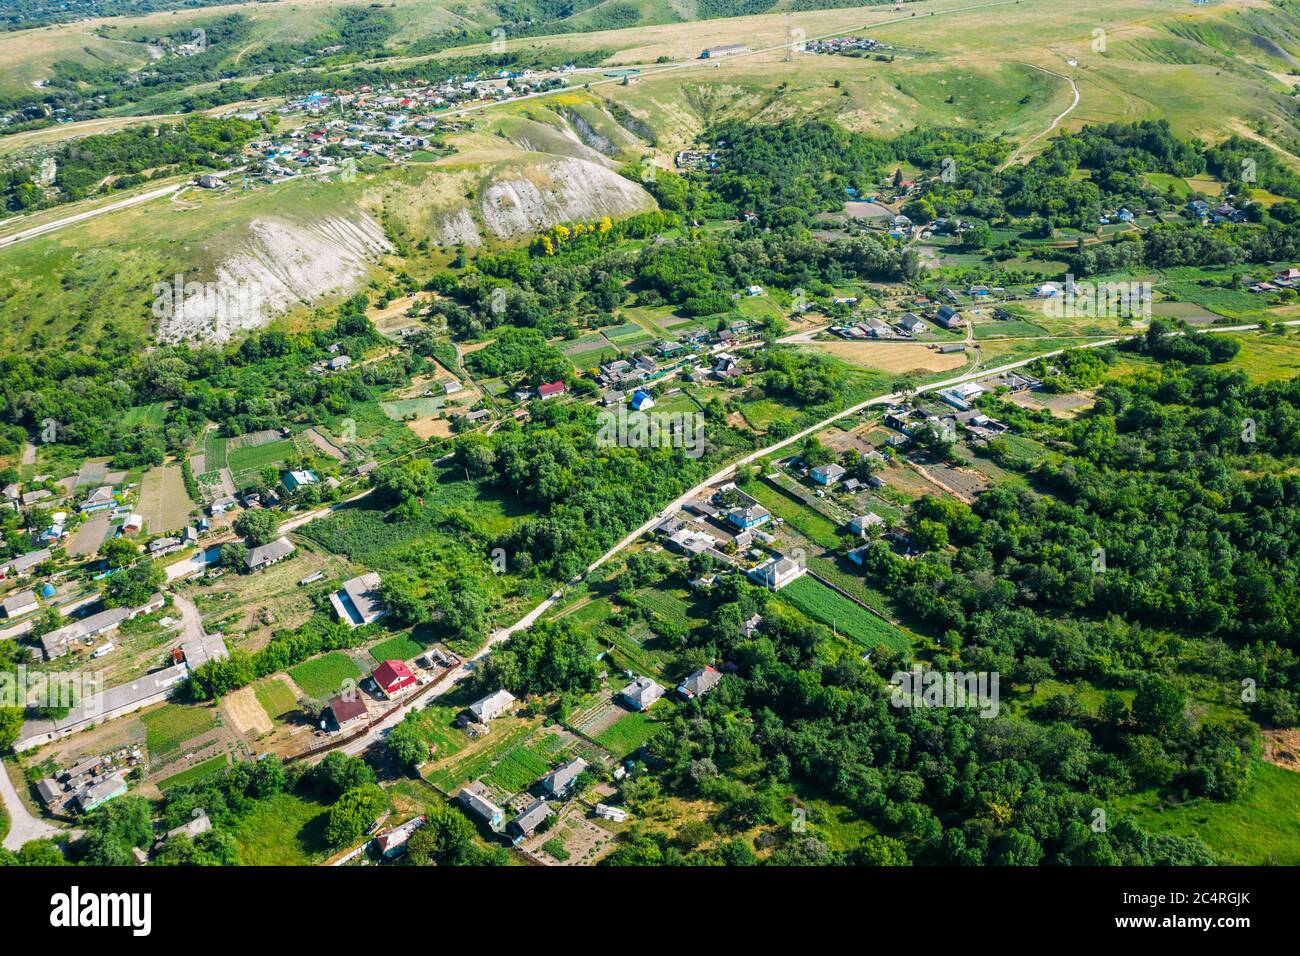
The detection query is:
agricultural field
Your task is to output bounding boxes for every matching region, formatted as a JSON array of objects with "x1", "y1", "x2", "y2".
[
  {"x1": 142, "y1": 704, "x2": 219, "y2": 760},
  {"x1": 254, "y1": 679, "x2": 300, "y2": 721},
  {"x1": 156, "y1": 754, "x2": 231, "y2": 793},
  {"x1": 777, "y1": 576, "x2": 911, "y2": 652},
  {"x1": 137, "y1": 464, "x2": 197, "y2": 534}
]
